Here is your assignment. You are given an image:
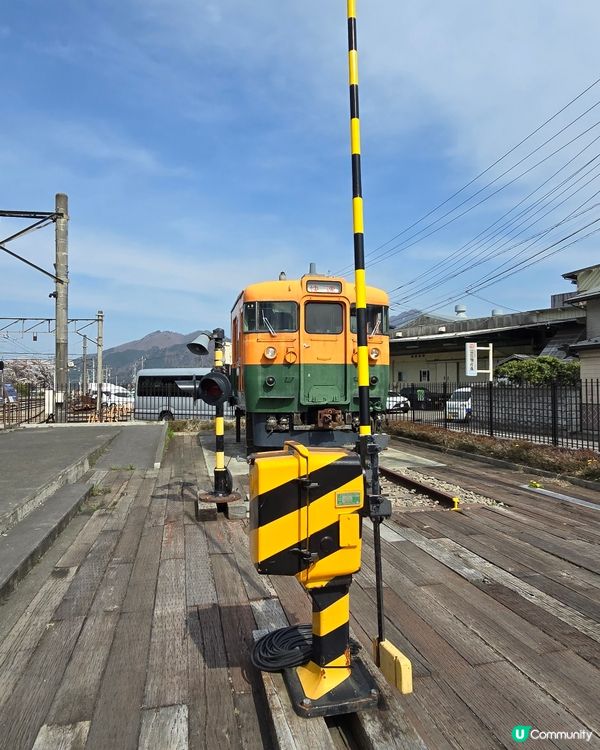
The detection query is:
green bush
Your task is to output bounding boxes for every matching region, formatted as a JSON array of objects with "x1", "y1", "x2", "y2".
[
  {"x1": 495, "y1": 356, "x2": 580, "y2": 385},
  {"x1": 386, "y1": 421, "x2": 600, "y2": 480}
]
